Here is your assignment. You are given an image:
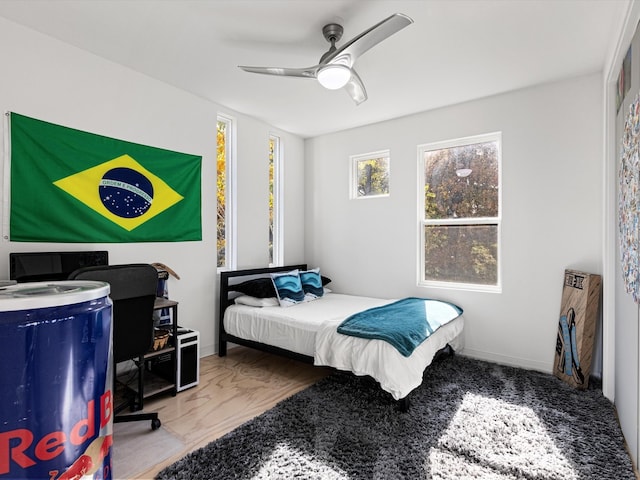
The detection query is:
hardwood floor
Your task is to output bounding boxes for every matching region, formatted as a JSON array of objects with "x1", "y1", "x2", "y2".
[{"x1": 134, "y1": 346, "x2": 330, "y2": 479}]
